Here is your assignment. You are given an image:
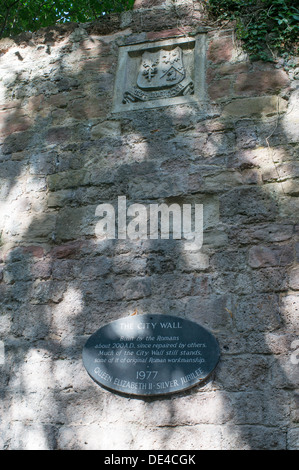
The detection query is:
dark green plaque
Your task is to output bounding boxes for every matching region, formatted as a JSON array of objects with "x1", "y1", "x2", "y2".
[{"x1": 82, "y1": 314, "x2": 220, "y2": 396}]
